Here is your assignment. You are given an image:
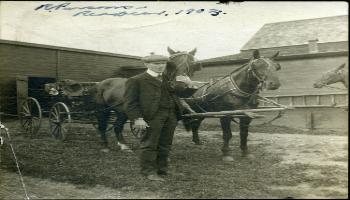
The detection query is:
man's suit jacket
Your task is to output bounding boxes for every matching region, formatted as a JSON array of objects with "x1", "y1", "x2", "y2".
[{"x1": 123, "y1": 72, "x2": 183, "y2": 121}]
